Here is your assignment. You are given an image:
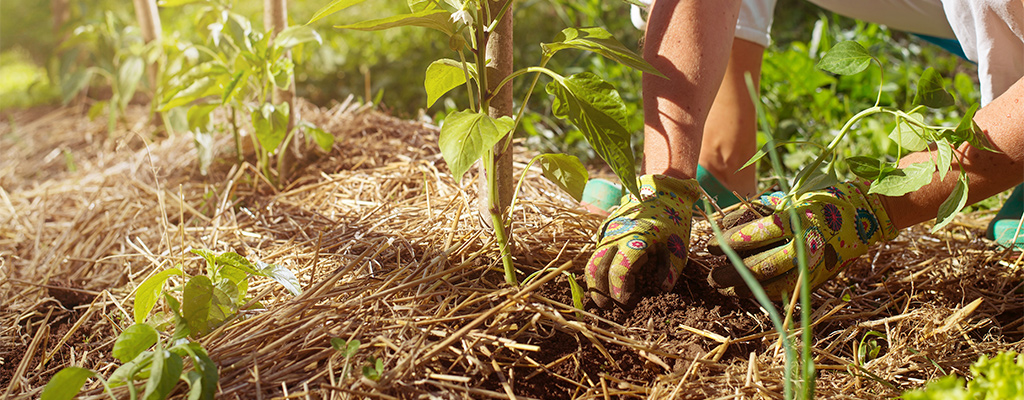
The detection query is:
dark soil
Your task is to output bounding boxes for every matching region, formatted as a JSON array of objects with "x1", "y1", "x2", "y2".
[
  {"x1": 490, "y1": 247, "x2": 769, "y2": 399},
  {"x1": 0, "y1": 302, "x2": 116, "y2": 392}
]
